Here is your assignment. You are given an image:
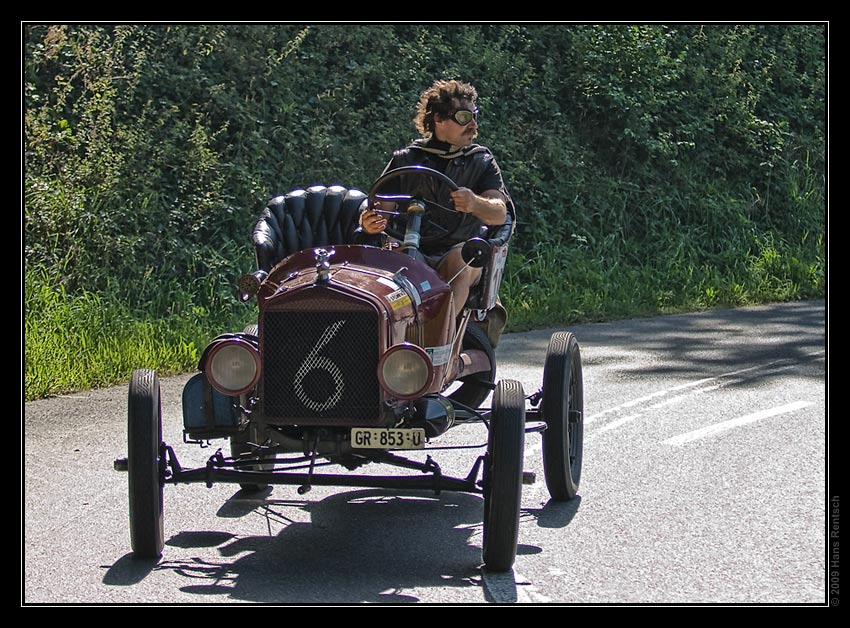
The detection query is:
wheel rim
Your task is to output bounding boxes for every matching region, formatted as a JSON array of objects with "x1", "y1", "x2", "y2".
[{"x1": 567, "y1": 346, "x2": 583, "y2": 481}]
